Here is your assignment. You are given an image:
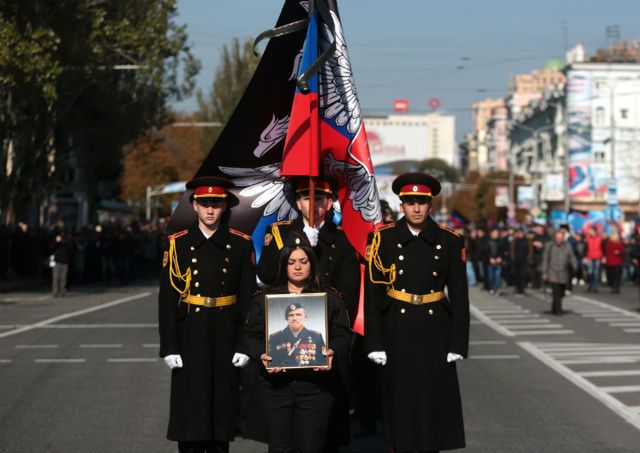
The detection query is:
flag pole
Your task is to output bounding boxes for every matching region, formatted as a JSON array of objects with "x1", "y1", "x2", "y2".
[{"x1": 309, "y1": 176, "x2": 316, "y2": 228}]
